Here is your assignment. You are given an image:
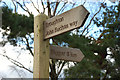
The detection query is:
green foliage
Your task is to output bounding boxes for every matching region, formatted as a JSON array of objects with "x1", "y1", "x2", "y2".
[
  {"x1": 94, "y1": 2, "x2": 120, "y2": 68},
  {"x1": 63, "y1": 37, "x2": 100, "y2": 78},
  {"x1": 94, "y1": 3, "x2": 120, "y2": 78},
  {"x1": 64, "y1": 59, "x2": 101, "y2": 78},
  {"x1": 1, "y1": 2, "x2": 120, "y2": 79},
  {"x1": 2, "y1": 6, "x2": 34, "y2": 46},
  {"x1": 64, "y1": 3, "x2": 120, "y2": 78},
  {"x1": 55, "y1": 32, "x2": 103, "y2": 78}
]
